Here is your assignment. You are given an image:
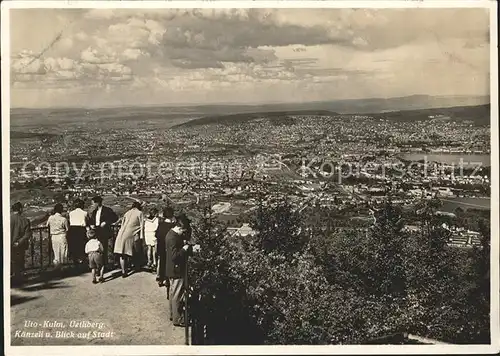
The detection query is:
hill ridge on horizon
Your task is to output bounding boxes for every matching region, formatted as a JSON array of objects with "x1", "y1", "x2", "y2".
[
  {"x1": 10, "y1": 94, "x2": 490, "y2": 112},
  {"x1": 171, "y1": 103, "x2": 490, "y2": 128}
]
